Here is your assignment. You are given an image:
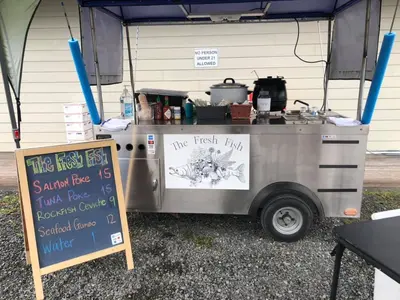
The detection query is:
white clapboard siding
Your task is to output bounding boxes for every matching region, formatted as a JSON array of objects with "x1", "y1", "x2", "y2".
[{"x1": 1, "y1": 0, "x2": 400, "y2": 151}]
